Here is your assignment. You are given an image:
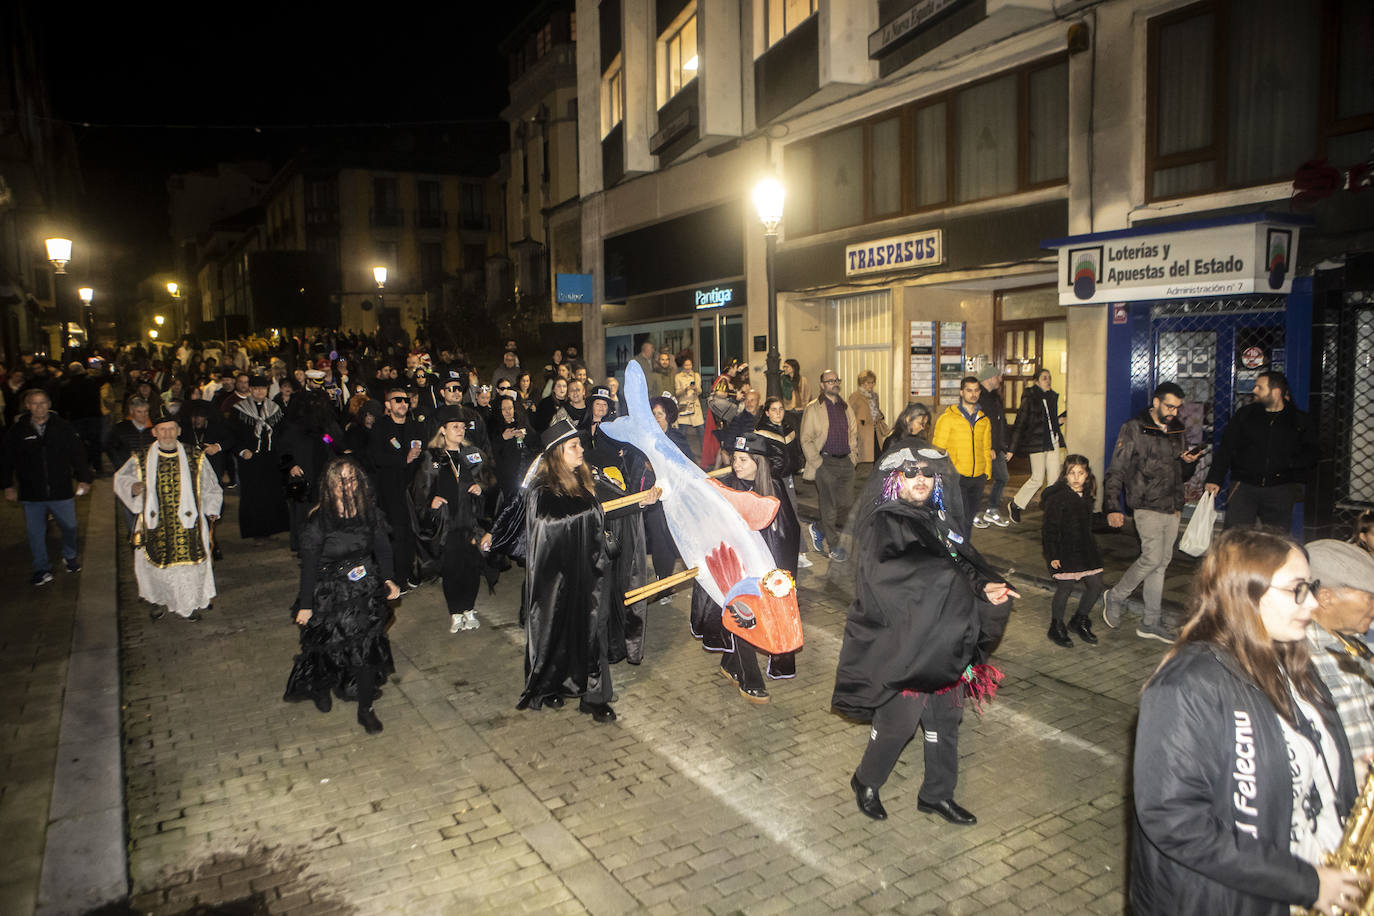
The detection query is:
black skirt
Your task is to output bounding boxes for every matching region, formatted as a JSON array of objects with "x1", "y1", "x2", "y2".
[{"x1": 283, "y1": 554, "x2": 395, "y2": 702}]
